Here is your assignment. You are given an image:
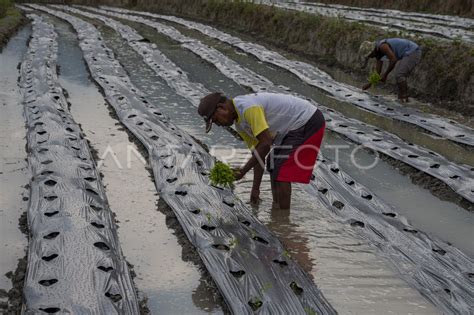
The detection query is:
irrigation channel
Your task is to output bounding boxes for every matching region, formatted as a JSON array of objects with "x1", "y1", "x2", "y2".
[
  {"x1": 257, "y1": 0, "x2": 474, "y2": 43},
  {"x1": 0, "y1": 3, "x2": 471, "y2": 314}
]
